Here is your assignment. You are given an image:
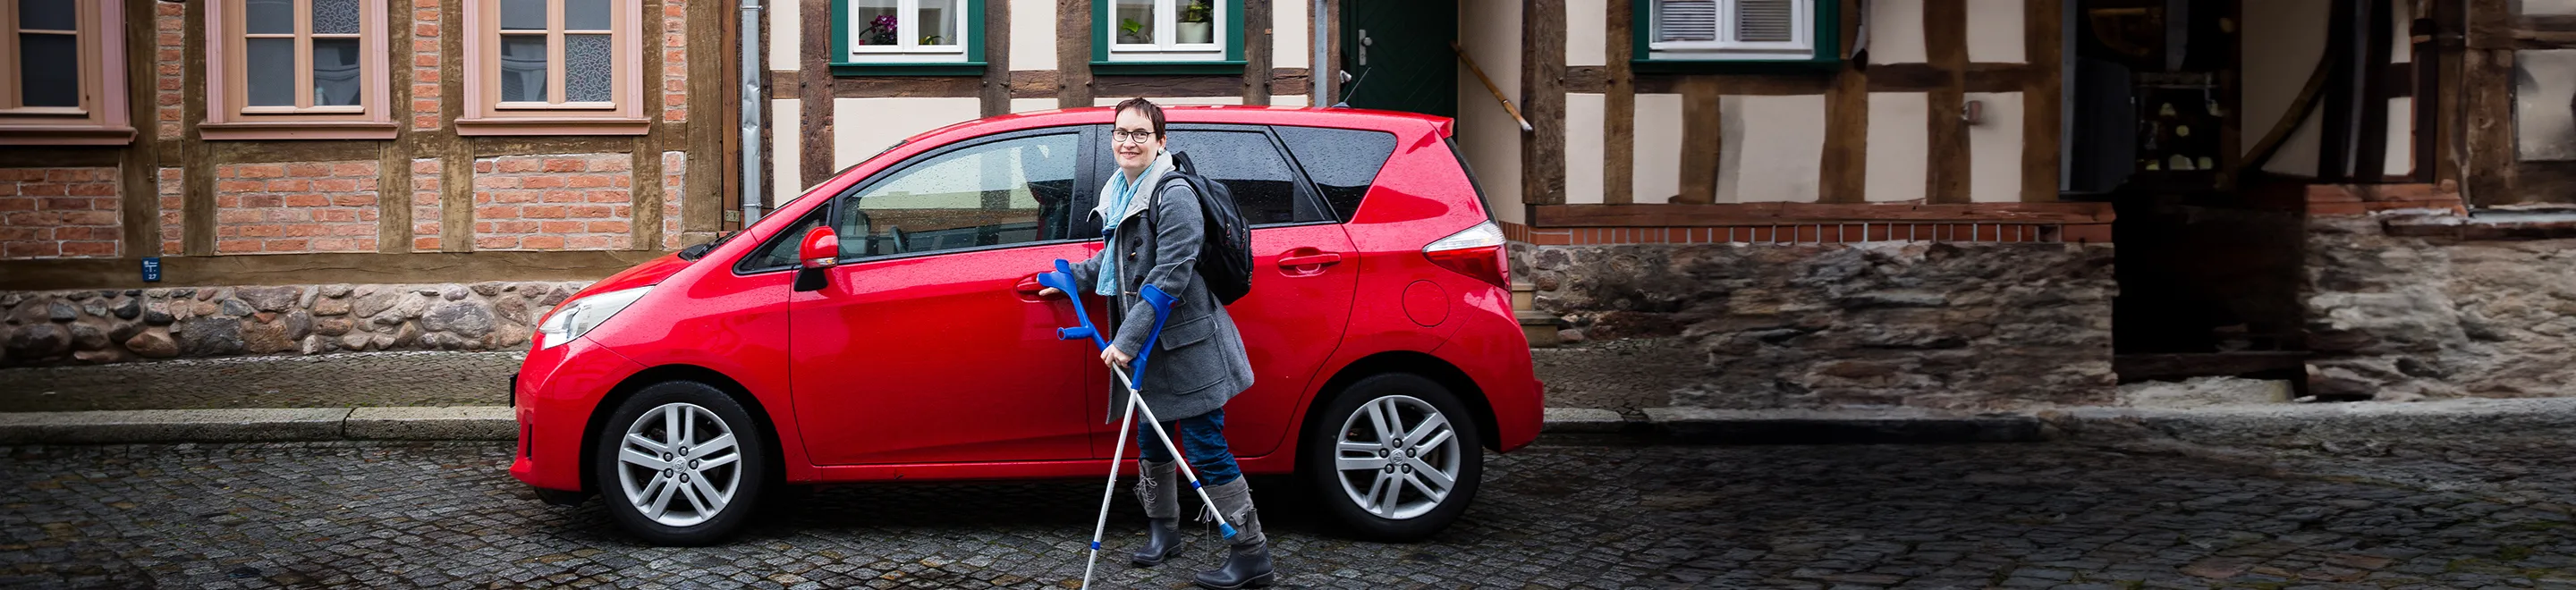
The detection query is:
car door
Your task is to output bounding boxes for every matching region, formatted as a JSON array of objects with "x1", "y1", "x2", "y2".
[
  {"x1": 785, "y1": 128, "x2": 1100, "y2": 467},
  {"x1": 1085, "y1": 123, "x2": 1360, "y2": 459}
]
